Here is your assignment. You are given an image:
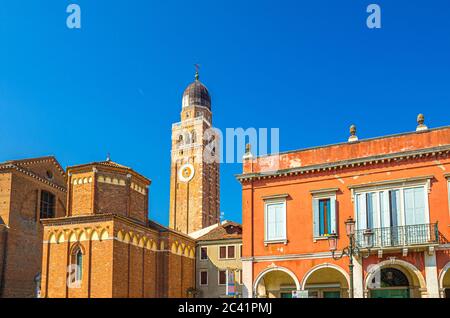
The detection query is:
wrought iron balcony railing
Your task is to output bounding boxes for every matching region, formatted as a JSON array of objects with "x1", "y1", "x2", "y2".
[{"x1": 355, "y1": 223, "x2": 439, "y2": 249}]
